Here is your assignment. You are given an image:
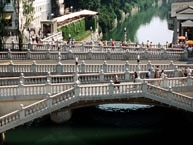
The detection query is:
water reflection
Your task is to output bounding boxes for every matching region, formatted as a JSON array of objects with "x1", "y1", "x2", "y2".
[
  {"x1": 98, "y1": 104, "x2": 153, "y2": 112},
  {"x1": 103, "y1": 4, "x2": 173, "y2": 45},
  {"x1": 135, "y1": 16, "x2": 173, "y2": 44}
]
